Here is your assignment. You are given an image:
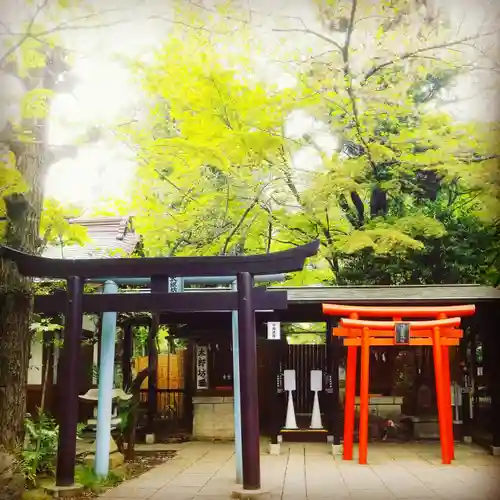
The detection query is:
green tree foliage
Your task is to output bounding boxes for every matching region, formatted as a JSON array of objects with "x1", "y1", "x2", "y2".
[
  {"x1": 39, "y1": 198, "x2": 89, "y2": 256},
  {"x1": 278, "y1": 0, "x2": 500, "y2": 284},
  {"x1": 126, "y1": 2, "x2": 499, "y2": 286},
  {"x1": 123, "y1": 29, "x2": 307, "y2": 257}
]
